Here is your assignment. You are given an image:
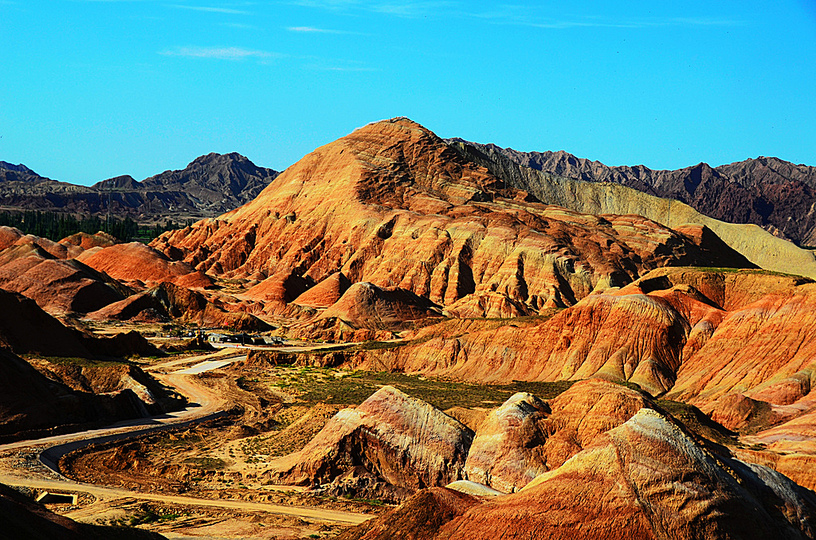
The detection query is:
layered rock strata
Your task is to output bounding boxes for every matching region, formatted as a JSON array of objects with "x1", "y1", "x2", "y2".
[{"x1": 152, "y1": 118, "x2": 754, "y2": 319}]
